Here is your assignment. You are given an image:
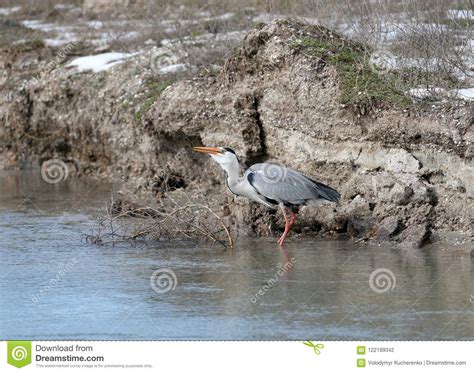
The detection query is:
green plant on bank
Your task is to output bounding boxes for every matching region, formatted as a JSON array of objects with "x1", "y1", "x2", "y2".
[
  {"x1": 134, "y1": 80, "x2": 172, "y2": 123},
  {"x1": 190, "y1": 30, "x2": 202, "y2": 38},
  {"x1": 291, "y1": 35, "x2": 412, "y2": 113}
]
